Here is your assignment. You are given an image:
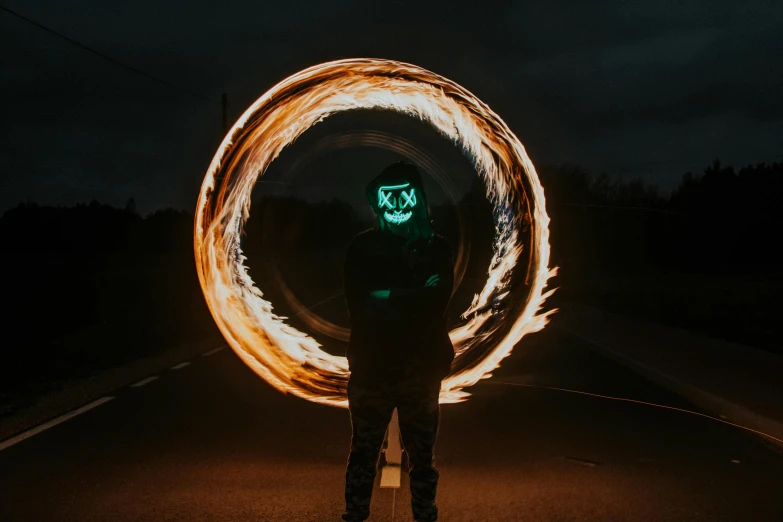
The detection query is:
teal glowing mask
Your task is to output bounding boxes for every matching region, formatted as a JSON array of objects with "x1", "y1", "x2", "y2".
[{"x1": 377, "y1": 183, "x2": 418, "y2": 225}]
